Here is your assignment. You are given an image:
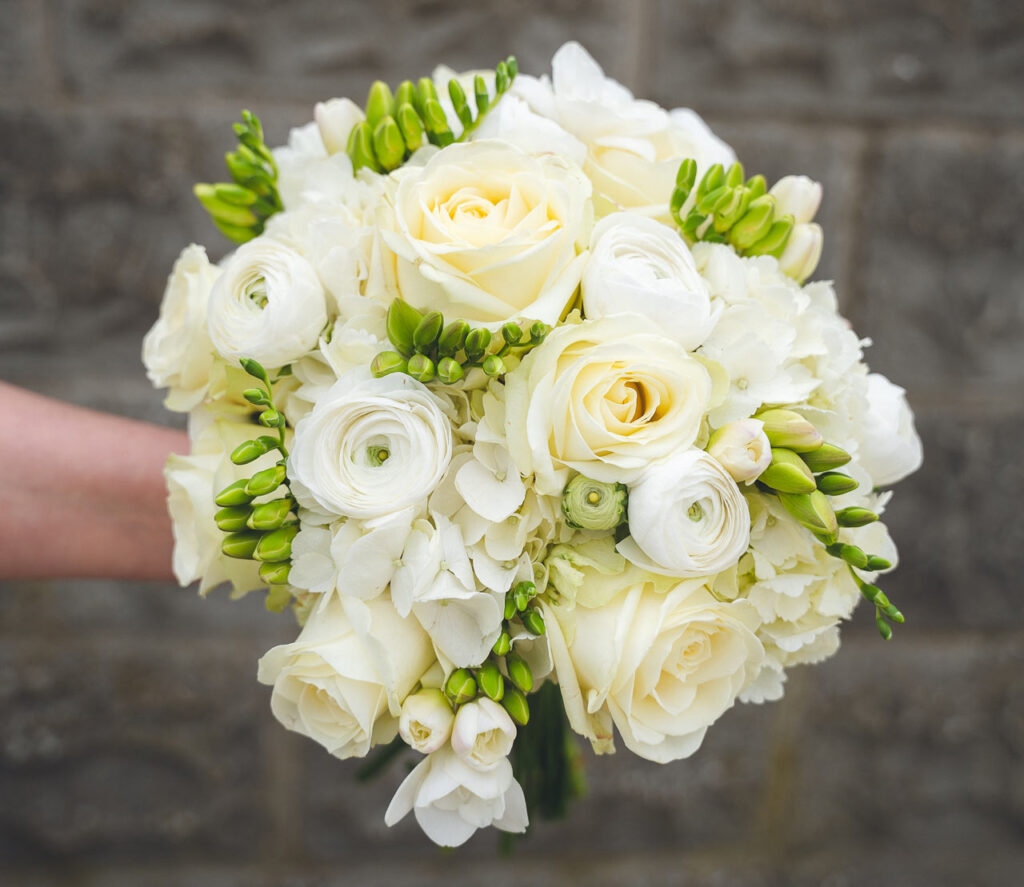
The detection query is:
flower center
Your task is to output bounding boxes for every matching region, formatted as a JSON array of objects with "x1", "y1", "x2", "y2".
[
  {"x1": 687, "y1": 502, "x2": 704, "y2": 522},
  {"x1": 366, "y1": 445, "x2": 390, "y2": 466},
  {"x1": 246, "y1": 277, "x2": 269, "y2": 309}
]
